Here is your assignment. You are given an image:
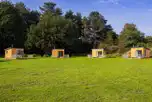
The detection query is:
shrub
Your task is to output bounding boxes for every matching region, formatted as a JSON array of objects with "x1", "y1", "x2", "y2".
[
  {"x1": 23, "y1": 54, "x2": 28, "y2": 58},
  {"x1": 44, "y1": 54, "x2": 50, "y2": 57},
  {"x1": 33, "y1": 54, "x2": 37, "y2": 57}
]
